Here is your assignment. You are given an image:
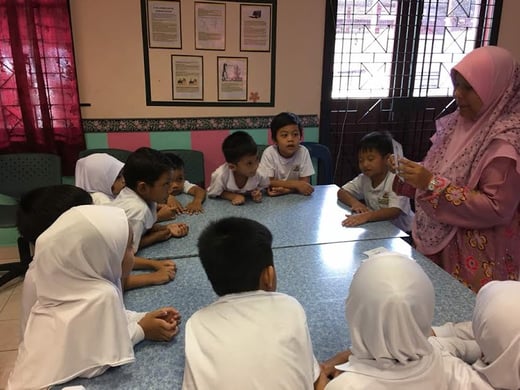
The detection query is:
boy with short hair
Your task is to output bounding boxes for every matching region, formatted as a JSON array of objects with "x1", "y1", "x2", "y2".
[
  {"x1": 207, "y1": 131, "x2": 270, "y2": 205},
  {"x1": 112, "y1": 147, "x2": 189, "y2": 289},
  {"x1": 163, "y1": 152, "x2": 206, "y2": 214},
  {"x1": 337, "y1": 131, "x2": 413, "y2": 231},
  {"x1": 259, "y1": 112, "x2": 315, "y2": 196},
  {"x1": 17, "y1": 184, "x2": 176, "y2": 293},
  {"x1": 182, "y1": 217, "x2": 325, "y2": 390}
]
